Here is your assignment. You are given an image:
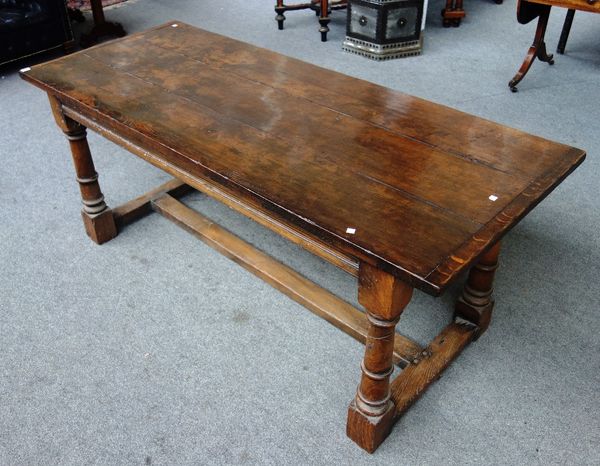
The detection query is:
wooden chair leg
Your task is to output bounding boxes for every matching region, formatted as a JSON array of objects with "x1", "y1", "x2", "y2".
[
  {"x1": 557, "y1": 9, "x2": 575, "y2": 54},
  {"x1": 454, "y1": 242, "x2": 501, "y2": 338},
  {"x1": 347, "y1": 262, "x2": 413, "y2": 453},
  {"x1": 48, "y1": 95, "x2": 117, "y2": 244},
  {"x1": 509, "y1": 6, "x2": 553, "y2": 92}
]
